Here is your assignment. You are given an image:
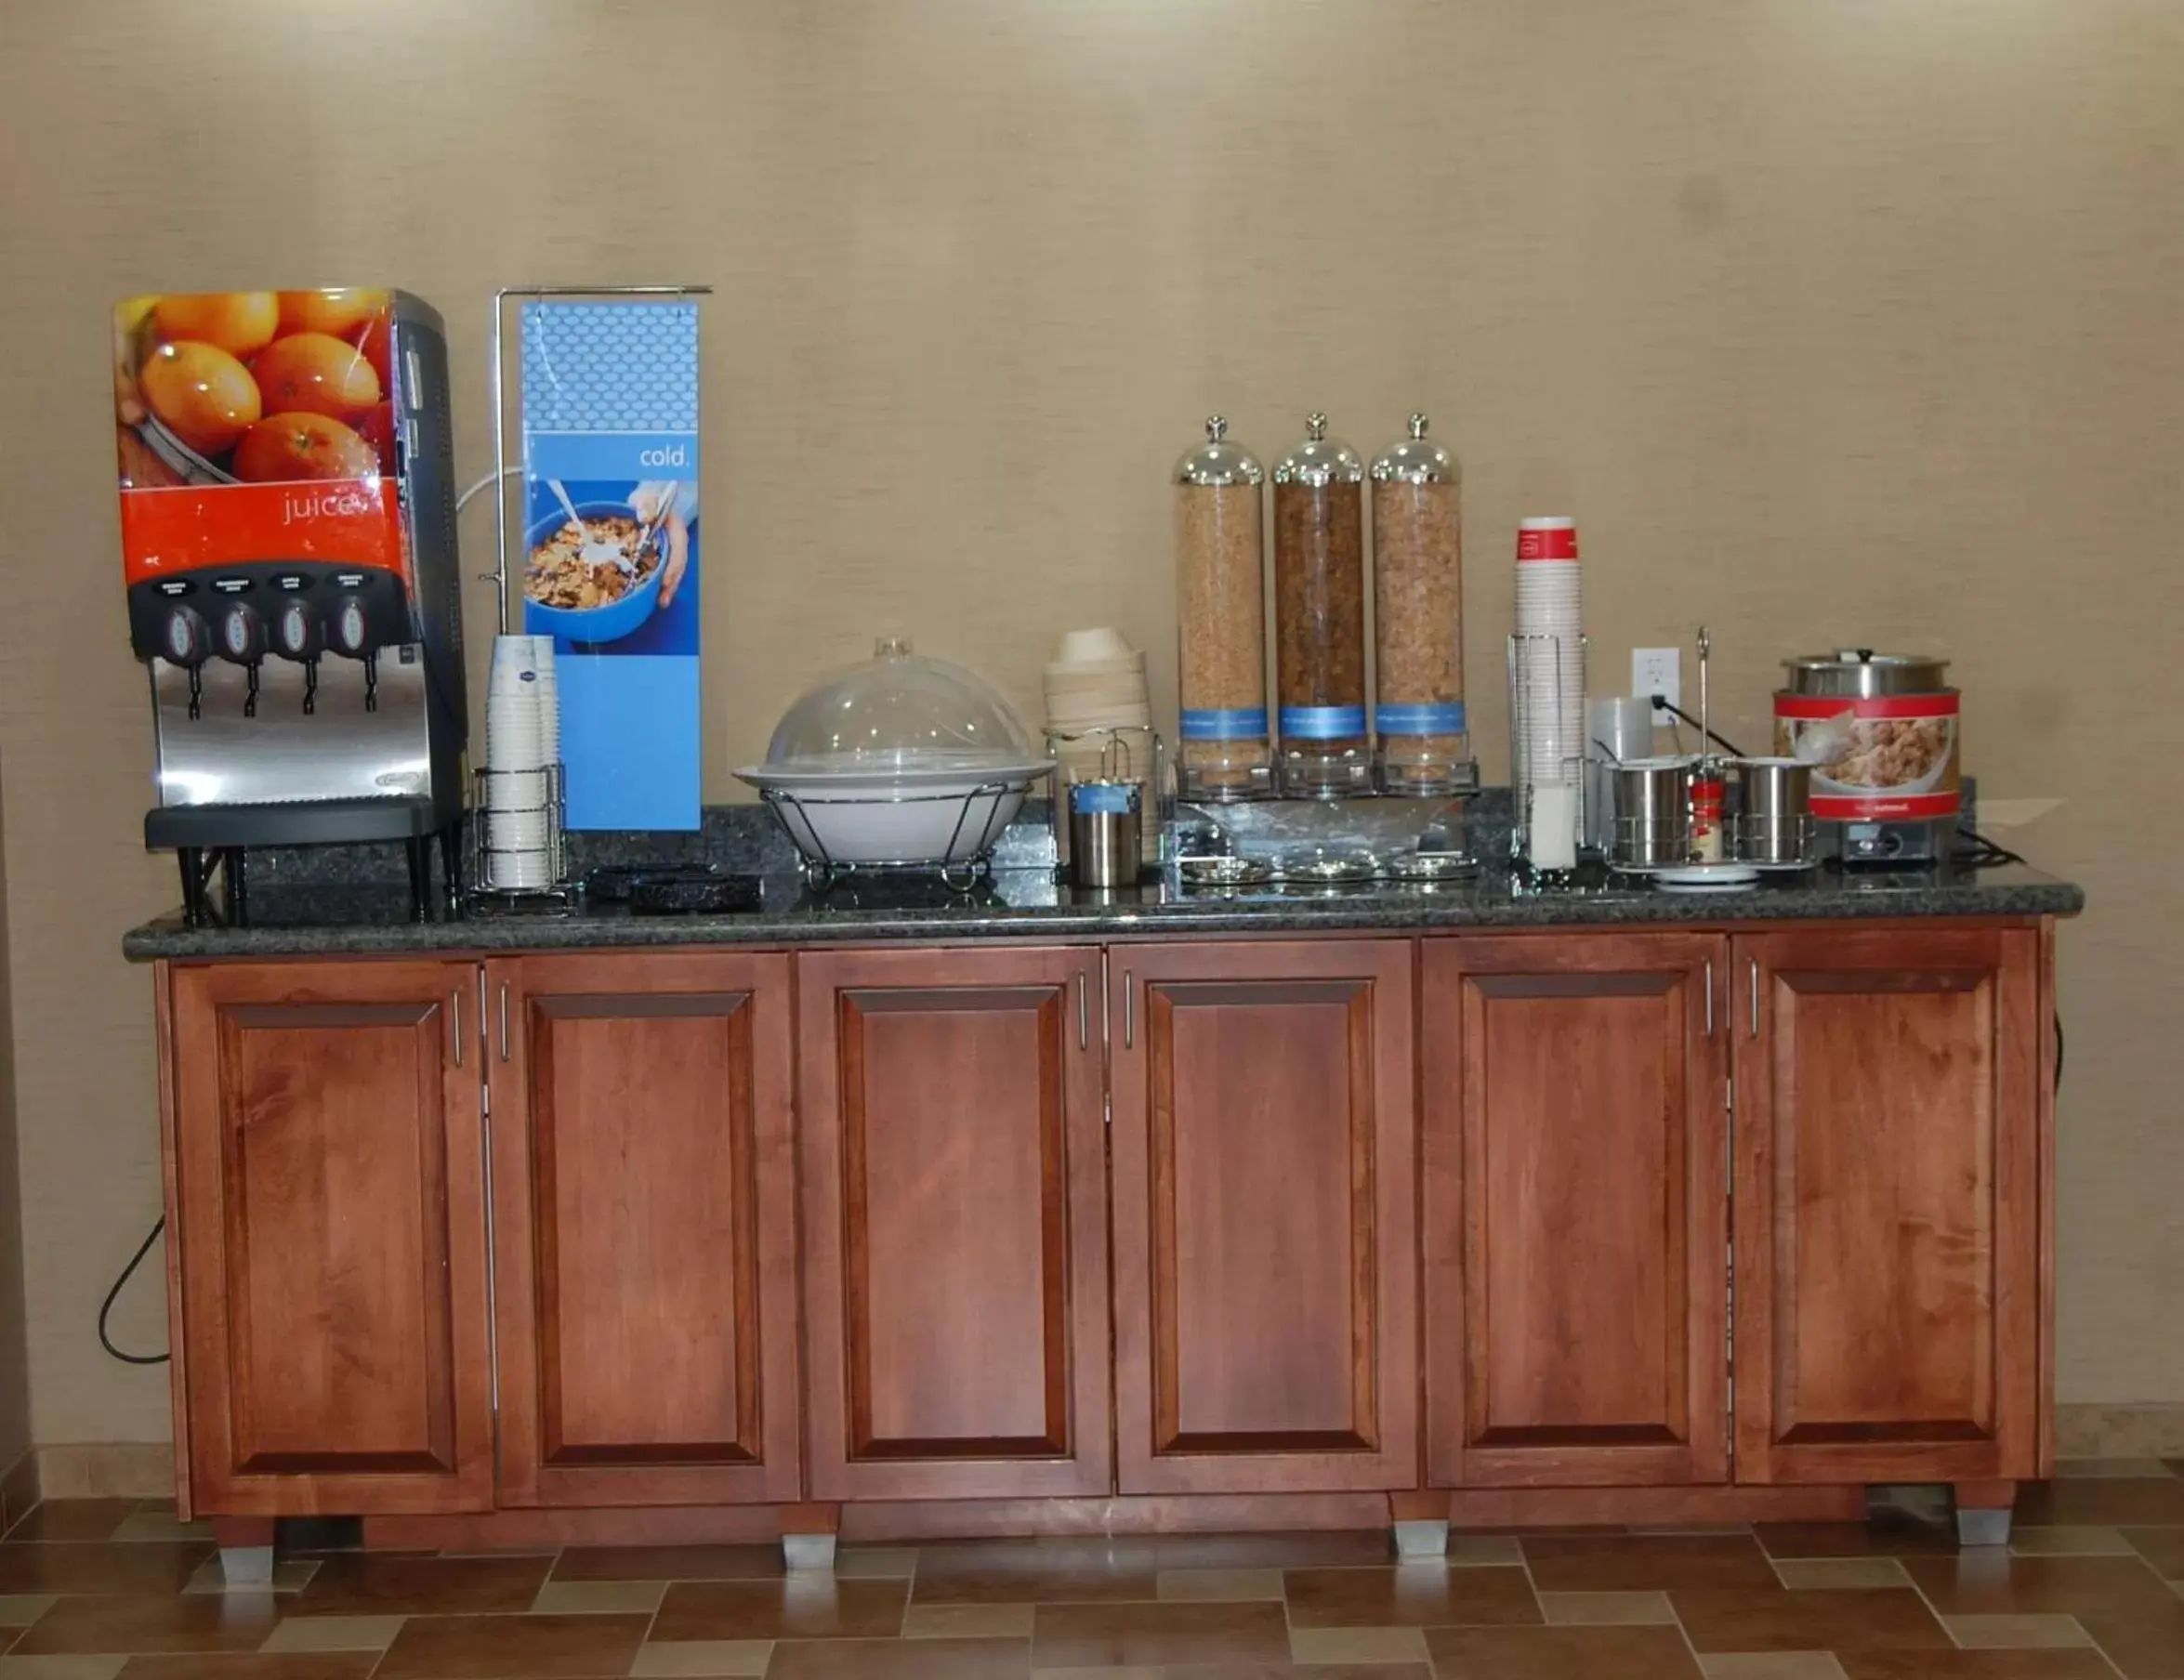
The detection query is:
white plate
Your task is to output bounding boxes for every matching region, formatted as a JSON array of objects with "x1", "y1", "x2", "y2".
[{"x1": 1650, "y1": 863, "x2": 1761, "y2": 890}]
